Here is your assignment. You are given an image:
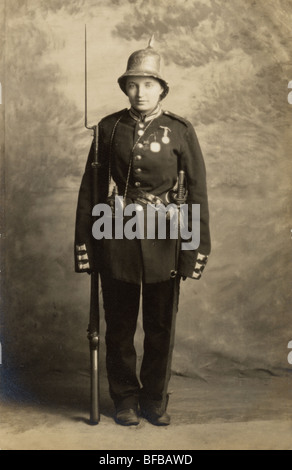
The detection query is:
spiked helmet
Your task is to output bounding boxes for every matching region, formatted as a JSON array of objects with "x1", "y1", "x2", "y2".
[{"x1": 118, "y1": 36, "x2": 169, "y2": 100}]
